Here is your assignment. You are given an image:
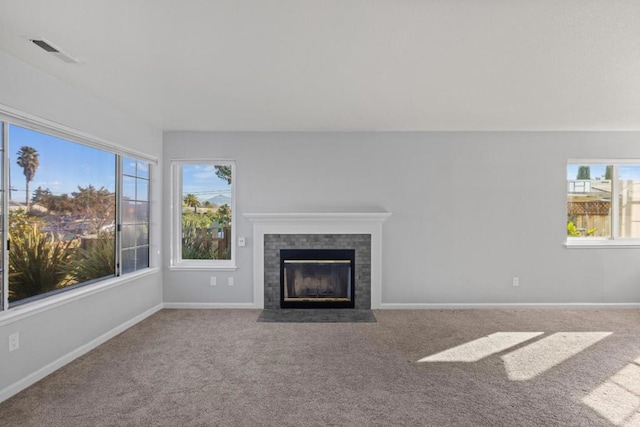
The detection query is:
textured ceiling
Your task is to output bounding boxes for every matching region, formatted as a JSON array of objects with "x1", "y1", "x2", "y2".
[{"x1": 1, "y1": 0, "x2": 639, "y2": 131}]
